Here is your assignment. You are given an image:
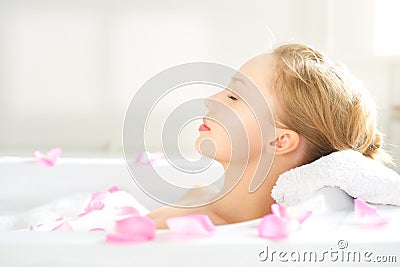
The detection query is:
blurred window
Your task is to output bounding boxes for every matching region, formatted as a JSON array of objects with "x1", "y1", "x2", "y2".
[{"x1": 375, "y1": 0, "x2": 400, "y2": 55}]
